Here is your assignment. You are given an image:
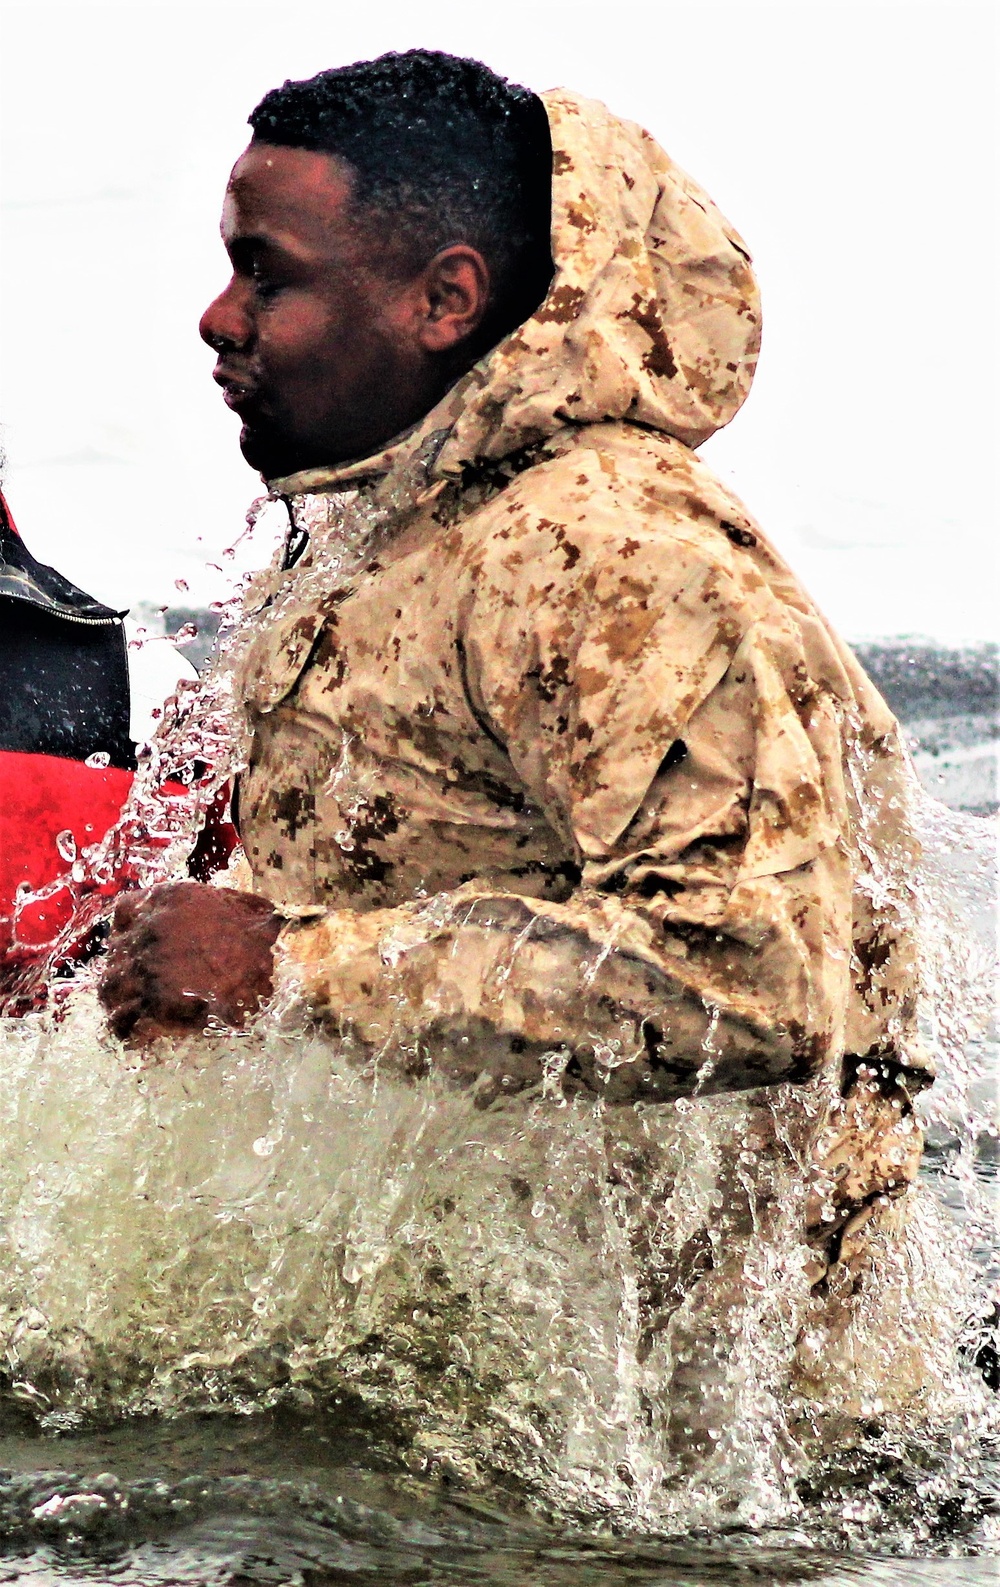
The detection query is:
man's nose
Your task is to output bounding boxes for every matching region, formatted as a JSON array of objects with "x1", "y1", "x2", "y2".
[{"x1": 199, "y1": 278, "x2": 253, "y2": 353}]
